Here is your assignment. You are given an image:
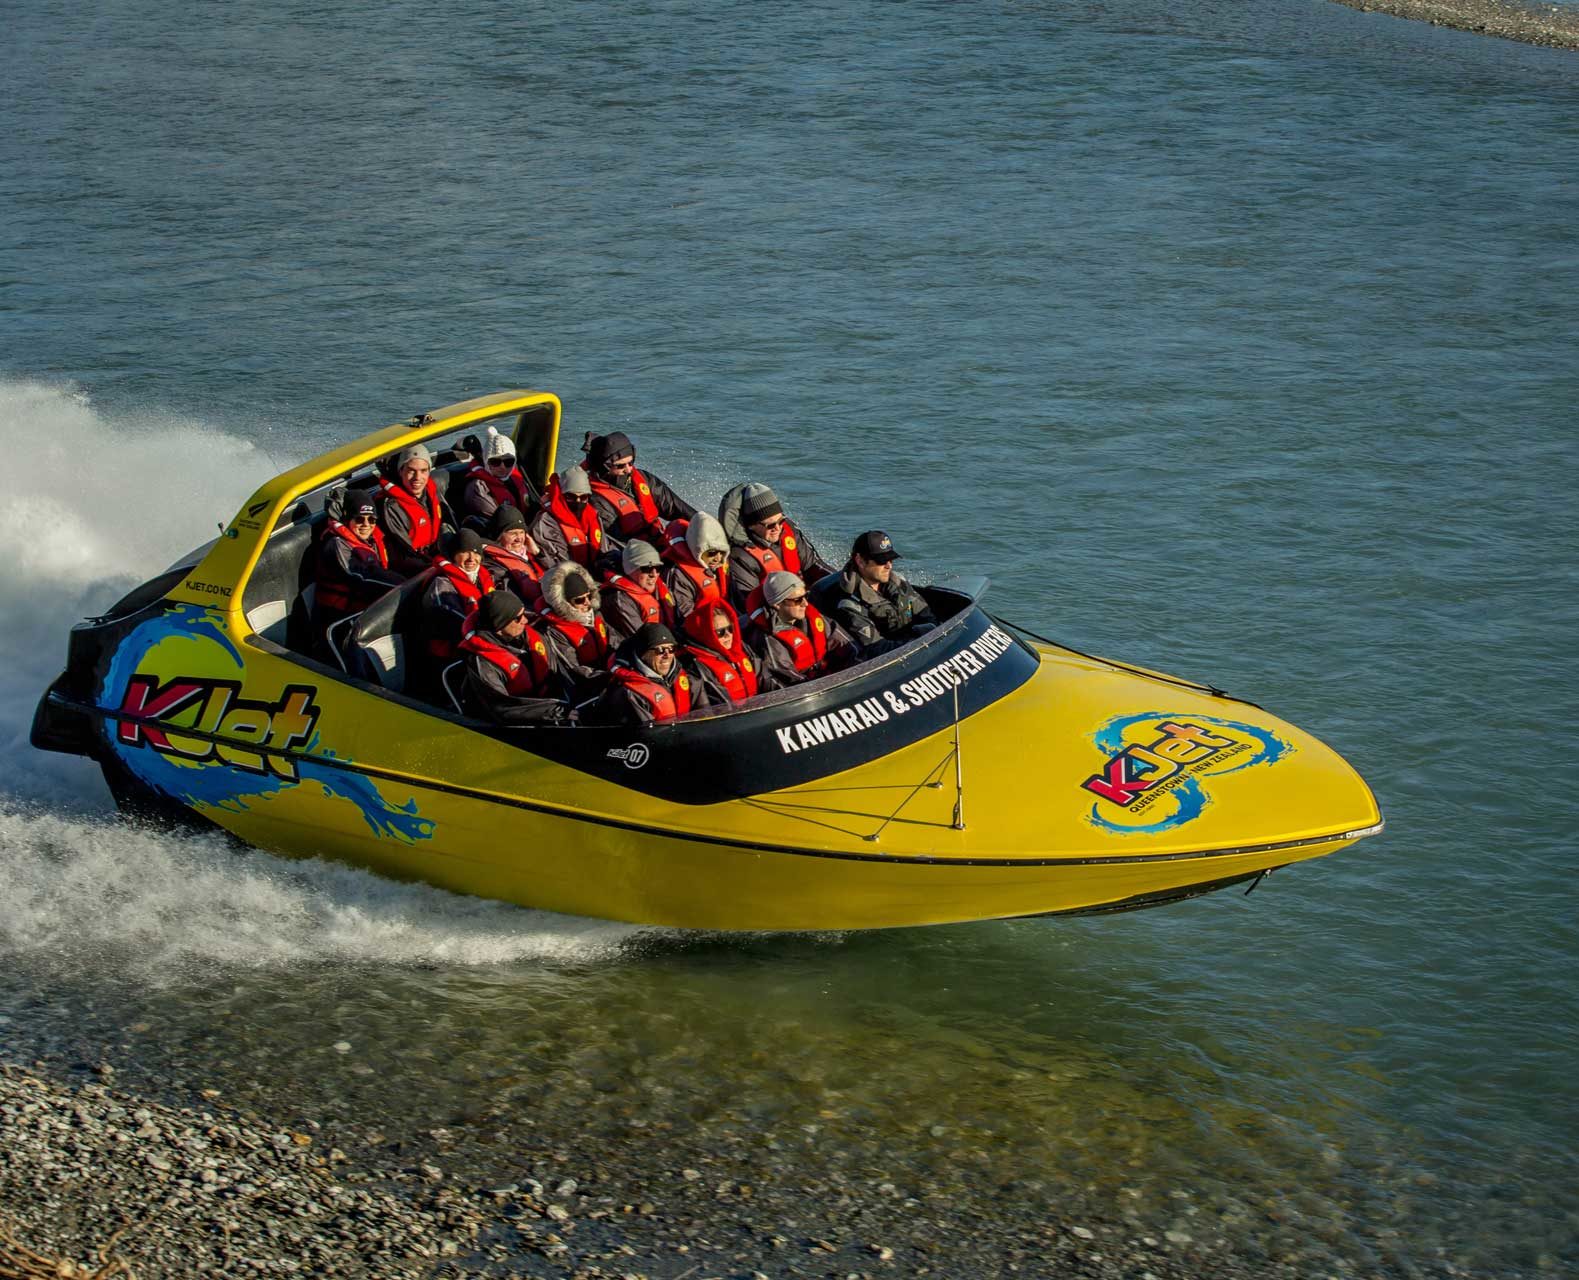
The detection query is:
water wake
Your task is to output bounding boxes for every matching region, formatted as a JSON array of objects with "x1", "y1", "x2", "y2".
[{"x1": 0, "y1": 380, "x2": 642, "y2": 970}]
